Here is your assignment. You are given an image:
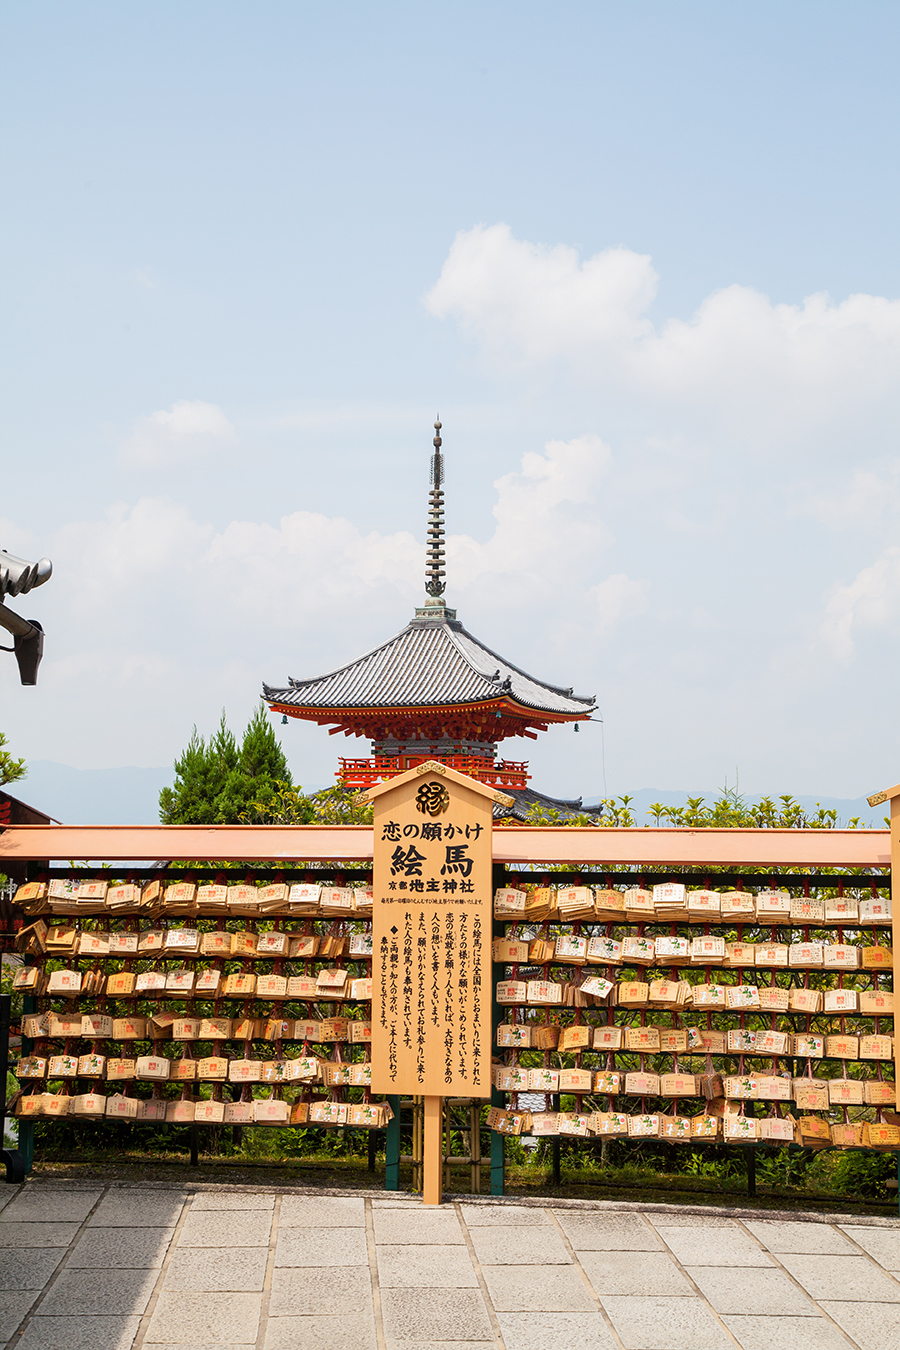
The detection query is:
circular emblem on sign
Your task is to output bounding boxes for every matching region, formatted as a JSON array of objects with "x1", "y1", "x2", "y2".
[{"x1": 416, "y1": 781, "x2": 450, "y2": 816}]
